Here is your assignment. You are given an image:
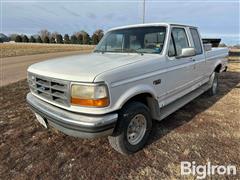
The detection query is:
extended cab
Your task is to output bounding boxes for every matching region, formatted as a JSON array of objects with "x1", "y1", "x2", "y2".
[{"x1": 27, "y1": 23, "x2": 228, "y2": 154}]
